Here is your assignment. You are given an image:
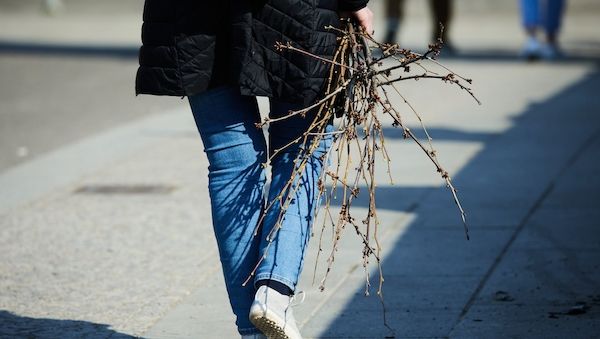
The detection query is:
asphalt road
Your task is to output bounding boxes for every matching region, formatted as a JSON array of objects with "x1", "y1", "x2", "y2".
[
  {"x1": 0, "y1": 53, "x2": 185, "y2": 172},
  {"x1": 0, "y1": 0, "x2": 185, "y2": 172}
]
